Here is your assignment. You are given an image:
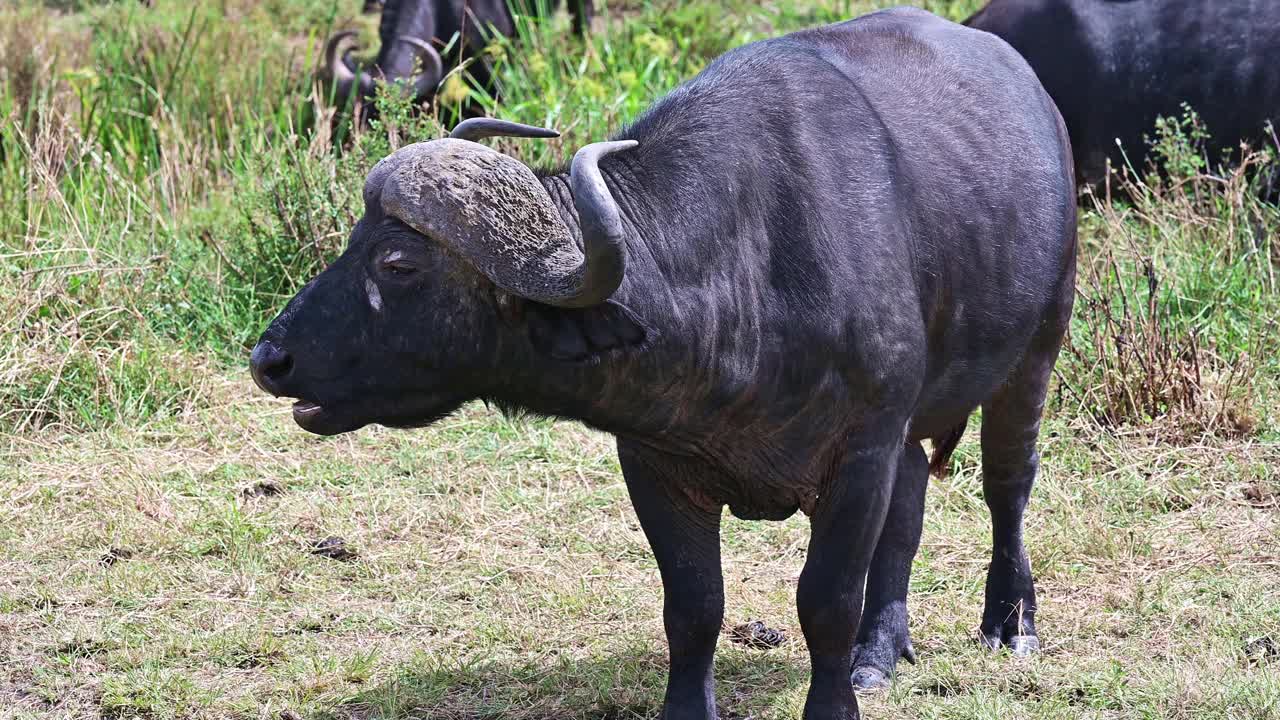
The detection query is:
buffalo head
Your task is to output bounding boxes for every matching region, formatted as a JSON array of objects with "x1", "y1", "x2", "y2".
[{"x1": 250, "y1": 119, "x2": 643, "y2": 434}]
